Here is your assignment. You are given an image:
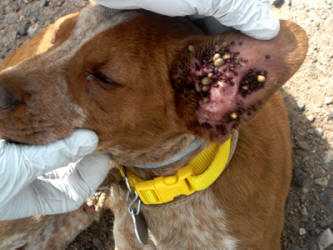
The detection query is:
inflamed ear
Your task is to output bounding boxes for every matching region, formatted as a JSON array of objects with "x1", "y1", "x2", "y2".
[{"x1": 171, "y1": 20, "x2": 308, "y2": 142}]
